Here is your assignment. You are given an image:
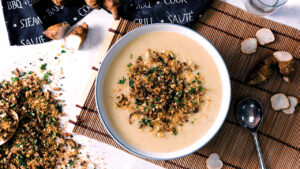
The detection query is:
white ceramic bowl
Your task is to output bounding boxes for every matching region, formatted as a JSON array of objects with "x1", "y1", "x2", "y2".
[{"x1": 95, "y1": 23, "x2": 231, "y2": 160}]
